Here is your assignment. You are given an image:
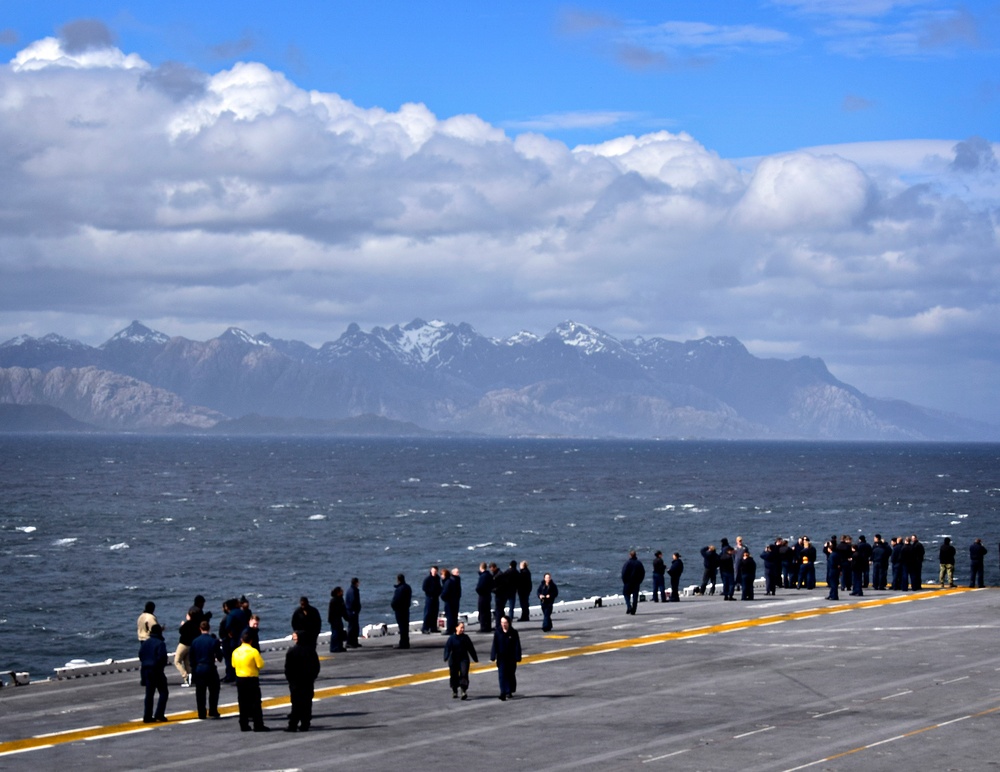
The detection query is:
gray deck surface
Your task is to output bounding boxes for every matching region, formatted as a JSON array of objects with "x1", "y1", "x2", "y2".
[{"x1": 1, "y1": 586, "x2": 997, "y2": 771}]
